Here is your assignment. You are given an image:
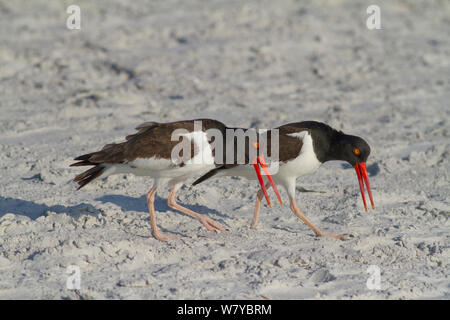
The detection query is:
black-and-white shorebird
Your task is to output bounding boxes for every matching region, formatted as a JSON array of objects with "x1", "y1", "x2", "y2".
[
  {"x1": 194, "y1": 121, "x2": 374, "y2": 239},
  {"x1": 71, "y1": 119, "x2": 279, "y2": 241}
]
